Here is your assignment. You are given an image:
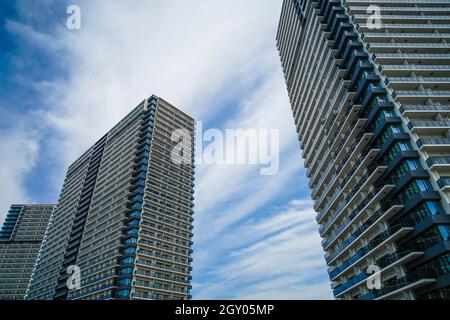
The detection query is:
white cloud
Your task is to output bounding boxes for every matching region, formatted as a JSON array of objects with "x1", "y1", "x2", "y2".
[
  {"x1": 192, "y1": 199, "x2": 332, "y2": 300},
  {"x1": 0, "y1": 0, "x2": 332, "y2": 299},
  {"x1": 0, "y1": 129, "x2": 40, "y2": 222}
]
